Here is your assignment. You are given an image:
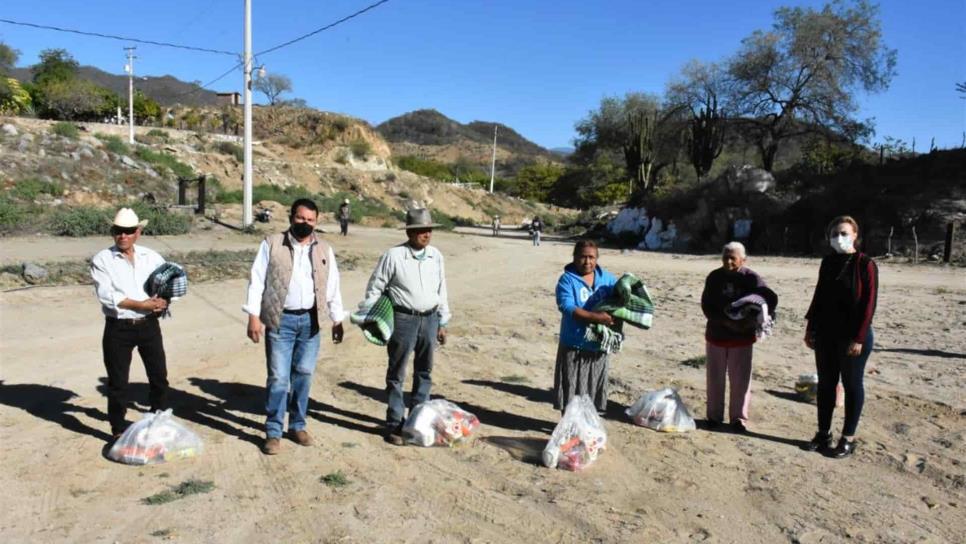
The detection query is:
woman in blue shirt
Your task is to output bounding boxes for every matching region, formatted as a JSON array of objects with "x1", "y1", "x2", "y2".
[{"x1": 554, "y1": 240, "x2": 618, "y2": 413}]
